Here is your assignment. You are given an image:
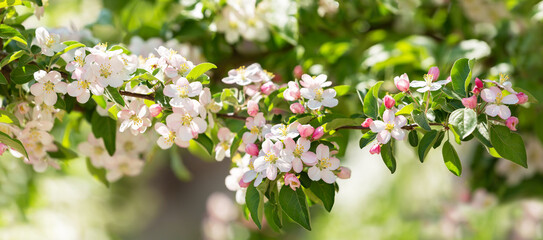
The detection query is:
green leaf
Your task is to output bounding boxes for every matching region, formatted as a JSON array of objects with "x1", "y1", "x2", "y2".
[
  {"x1": 170, "y1": 147, "x2": 191, "y2": 181},
  {"x1": 359, "y1": 131, "x2": 377, "y2": 149},
  {"x1": 490, "y1": 125, "x2": 527, "y2": 168},
  {"x1": 333, "y1": 85, "x2": 351, "y2": 96},
  {"x1": 0, "y1": 24, "x2": 27, "y2": 45},
  {"x1": 10, "y1": 65, "x2": 39, "y2": 84},
  {"x1": 309, "y1": 180, "x2": 335, "y2": 212},
  {"x1": 193, "y1": 134, "x2": 213, "y2": 156},
  {"x1": 448, "y1": 108, "x2": 477, "y2": 139},
  {"x1": 91, "y1": 112, "x2": 117, "y2": 156},
  {"x1": 299, "y1": 171, "x2": 312, "y2": 188},
  {"x1": 86, "y1": 158, "x2": 109, "y2": 187},
  {"x1": 186, "y1": 62, "x2": 217, "y2": 80},
  {"x1": 473, "y1": 122, "x2": 492, "y2": 148},
  {"x1": 92, "y1": 95, "x2": 107, "y2": 109},
  {"x1": 0, "y1": 72, "x2": 6, "y2": 84},
  {"x1": 230, "y1": 128, "x2": 246, "y2": 158},
  {"x1": 442, "y1": 141, "x2": 462, "y2": 176},
  {"x1": 395, "y1": 103, "x2": 414, "y2": 115},
  {"x1": 363, "y1": 81, "x2": 383, "y2": 119},
  {"x1": 324, "y1": 118, "x2": 364, "y2": 132},
  {"x1": 53, "y1": 41, "x2": 85, "y2": 58},
  {"x1": 408, "y1": 130, "x2": 419, "y2": 147},
  {"x1": 0, "y1": 131, "x2": 28, "y2": 159},
  {"x1": 264, "y1": 201, "x2": 283, "y2": 232},
  {"x1": 0, "y1": 50, "x2": 25, "y2": 69},
  {"x1": 109, "y1": 45, "x2": 131, "y2": 54},
  {"x1": 433, "y1": 131, "x2": 445, "y2": 149},
  {"x1": 412, "y1": 109, "x2": 431, "y2": 131},
  {"x1": 47, "y1": 141, "x2": 78, "y2": 160},
  {"x1": 245, "y1": 184, "x2": 263, "y2": 229},
  {"x1": 450, "y1": 58, "x2": 473, "y2": 98},
  {"x1": 104, "y1": 87, "x2": 126, "y2": 107},
  {"x1": 381, "y1": 142, "x2": 396, "y2": 173},
  {"x1": 418, "y1": 130, "x2": 439, "y2": 162},
  {"x1": 279, "y1": 185, "x2": 311, "y2": 230},
  {"x1": 0, "y1": 109, "x2": 20, "y2": 126}
]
